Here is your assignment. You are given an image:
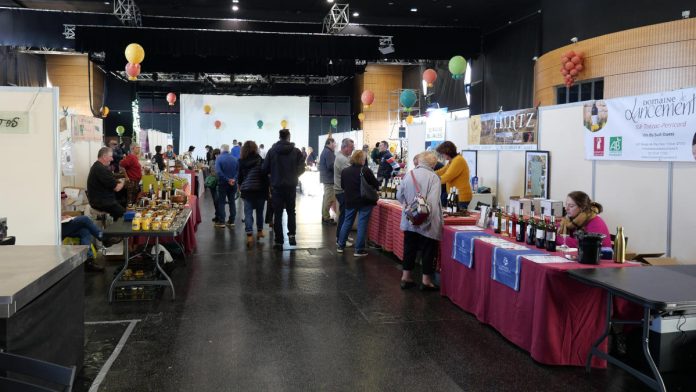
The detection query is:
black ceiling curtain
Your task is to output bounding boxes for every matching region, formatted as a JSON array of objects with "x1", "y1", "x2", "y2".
[
  {"x1": 0, "y1": 46, "x2": 46, "y2": 87},
  {"x1": 402, "y1": 61, "x2": 469, "y2": 111},
  {"x1": 480, "y1": 14, "x2": 541, "y2": 113}
]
